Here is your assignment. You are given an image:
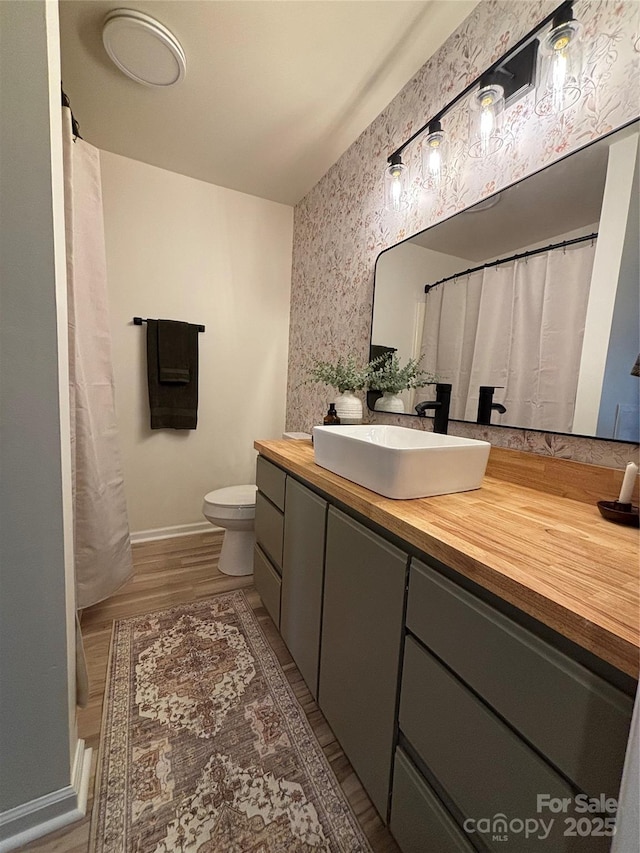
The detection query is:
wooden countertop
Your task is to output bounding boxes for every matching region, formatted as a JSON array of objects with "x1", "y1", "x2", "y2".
[{"x1": 255, "y1": 439, "x2": 640, "y2": 678}]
